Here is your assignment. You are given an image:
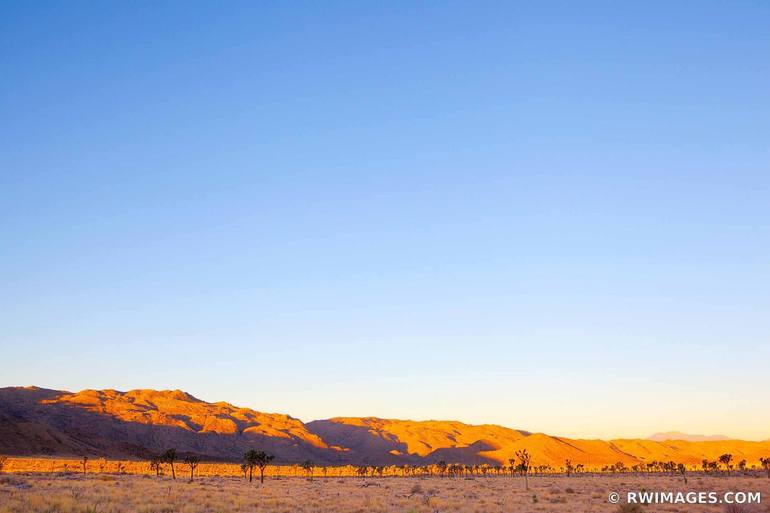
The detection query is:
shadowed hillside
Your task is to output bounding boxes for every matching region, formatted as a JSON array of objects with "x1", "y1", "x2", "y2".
[
  {"x1": 2, "y1": 386, "x2": 769, "y2": 467},
  {"x1": 0, "y1": 387, "x2": 340, "y2": 462},
  {"x1": 306, "y1": 417, "x2": 529, "y2": 465}
]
